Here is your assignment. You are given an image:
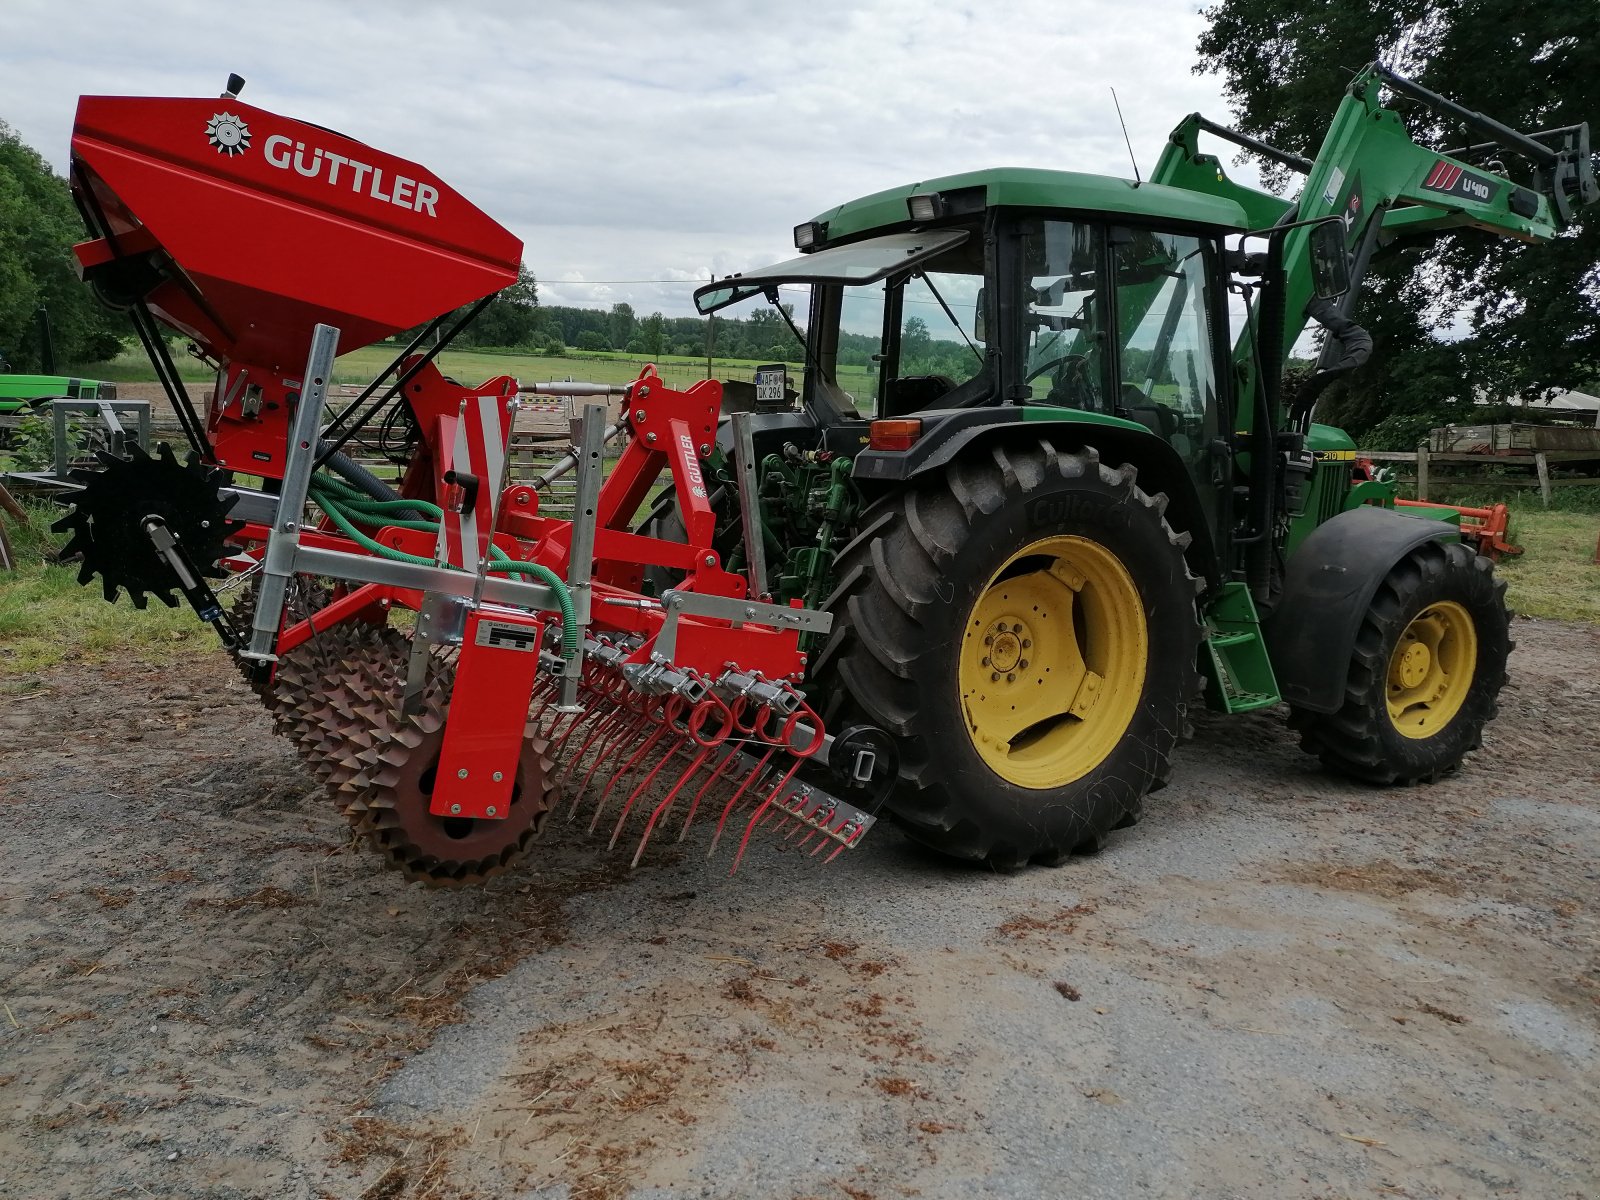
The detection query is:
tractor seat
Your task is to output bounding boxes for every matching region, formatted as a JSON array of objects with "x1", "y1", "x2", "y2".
[{"x1": 1117, "y1": 385, "x2": 1178, "y2": 439}]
